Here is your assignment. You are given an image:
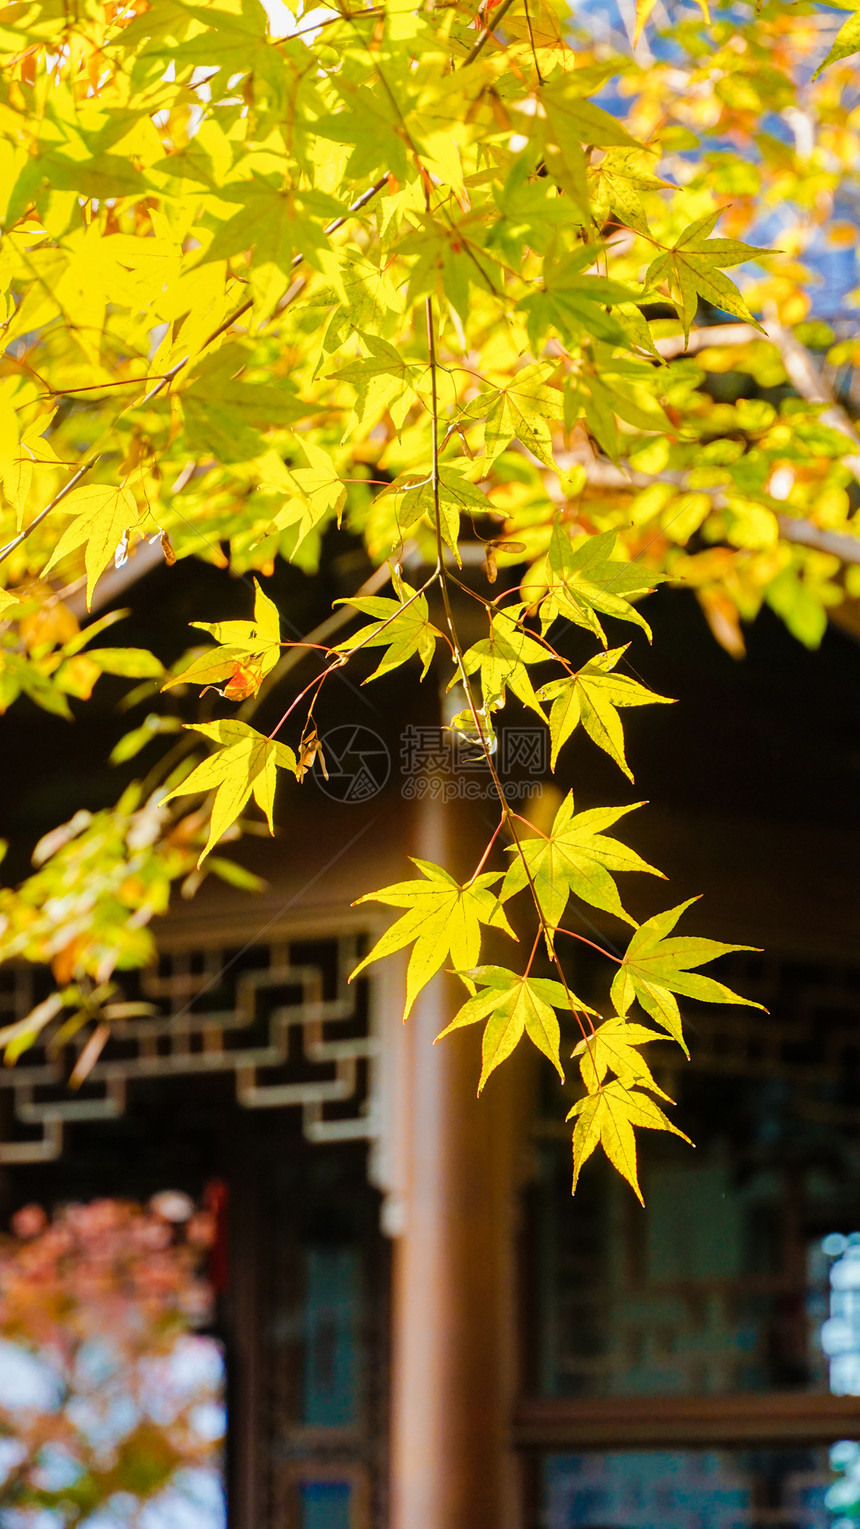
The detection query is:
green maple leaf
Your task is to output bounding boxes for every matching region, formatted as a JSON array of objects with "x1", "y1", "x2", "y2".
[
  {"x1": 163, "y1": 579, "x2": 281, "y2": 694},
  {"x1": 489, "y1": 155, "x2": 580, "y2": 266},
  {"x1": 181, "y1": 349, "x2": 314, "y2": 464},
  {"x1": 502, "y1": 792, "x2": 664, "y2": 935},
  {"x1": 437, "y1": 965, "x2": 596, "y2": 1091},
  {"x1": 540, "y1": 644, "x2": 675, "y2": 774},
  {"x1": 588, "y1": 149, "x2": 673, "y2": 235},
  {"x1": 573, "y1": 1017, "x2": 674, "y2": 1100},
  {"x1": 521, "y1": 247, "x2": 644, "y2": 349},
  {"x1": 123, "y1": 0, "x2": 271, "y2": 80},
  {"x1": 646, "y1": 211, "x2": 767, "y2": 343},
  {"x1": 378, "y1": 465, "x2": 493, "y2": 559},
  {"x1": 611, "y1": 898, "x2": 764, "y2": 1053},
  {"x1": 461, "y1": 607, "x2": 550, "y2": 717},
  {"x1": 571, "y1": 353, "x2": 671, "y2": 459},
  {"x1": 334, "y1": 581, "x2": 442, "y2": 681},
  {"x1": 327, "y1": 254, "x2": 400, "y2": 337},
  {"x1": 541, "y1": 77, "x2": 641, "y2": 154},
  {"x1": 541, "y1": 524, "x2": 664, "y2": 643},
  {"x1": 313, "y1": 86, "x2": 411, "y2": 183},
  {"x1": 568, "y1": 1080, "x2": 692, "y2": 1203},
  {"x1": 329, "y1": 332, "x2": 422, "y2": 432},
  {"x1": 265, "y1": 440, "x2": 347, "y2": 555},
  {"x1": 351, "y1": 862, "x2": 516, "y2": 1020},
  {"x1": 203, "y1": 181, "x2": 342, "y2": 316},
  {"x1": 539, "y1": 77, "x2": 640, "y2": 220},
  {"x1": 462, "y1": 362, "x2": 562, "y2": 470},
  {"x1": 160, "y1": 719, "x2": 297, "y2": 865}
]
